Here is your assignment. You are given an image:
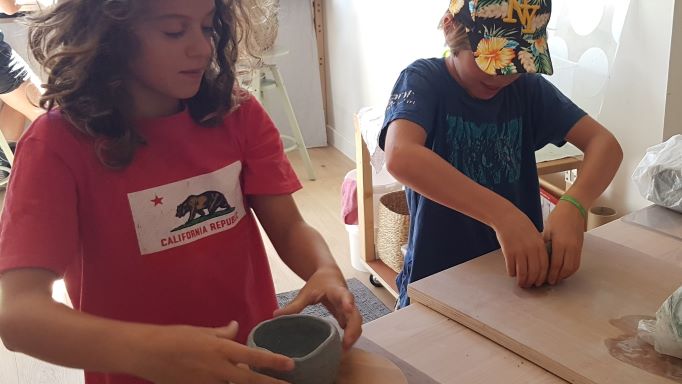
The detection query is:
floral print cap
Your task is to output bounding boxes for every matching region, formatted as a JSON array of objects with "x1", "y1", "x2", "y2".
[{"x1": 449, "y1": 0, "x2": 553, "y2": 76}]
